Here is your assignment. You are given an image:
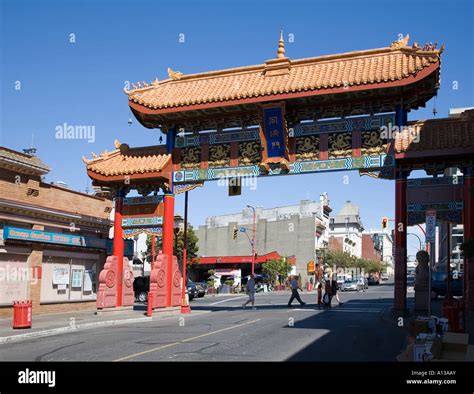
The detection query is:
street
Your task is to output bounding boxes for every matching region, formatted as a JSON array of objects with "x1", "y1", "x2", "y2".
[{"x1": 0, "y1": 282, "x2": 409, "y2": 362}]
